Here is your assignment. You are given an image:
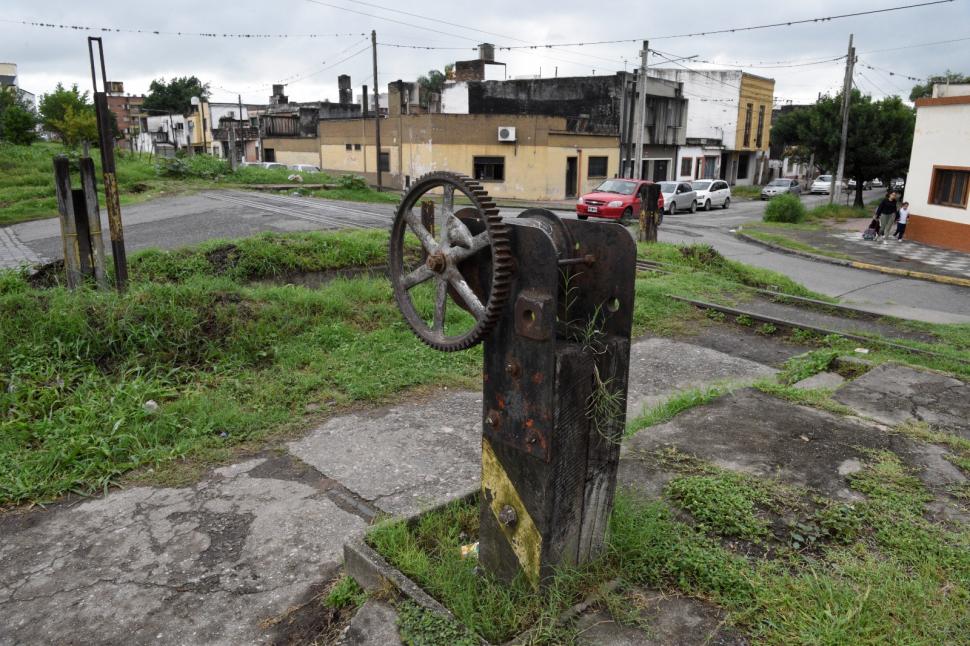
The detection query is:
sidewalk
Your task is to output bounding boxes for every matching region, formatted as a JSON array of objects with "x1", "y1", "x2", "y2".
[{"x1": 742, "y1": 219, "x2": 970, "y2": 286}]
